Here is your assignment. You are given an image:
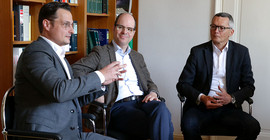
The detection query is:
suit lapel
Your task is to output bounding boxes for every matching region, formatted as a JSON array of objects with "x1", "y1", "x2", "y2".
[
  {"x1": 108, "y1": 43, "x2": 117, "y2": 62},
  {"x1": 64, "y1": 58, "x2": 74, "y2": 78},
  {"x1": 38, "y1": 37, "x2": 70, "y2": 79},
  {"x1": 226, "y1": 41, "x2": 233, "y2": 88},
  {"x1": 107, "y1": 44, "x2": 119, "y2": 89},
  {"x1": 204, "y1": 41, "x2": 213, "y2": 87},
  {"x1": 129, "y1": 51, "x2": 144, "y2": 91}
]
